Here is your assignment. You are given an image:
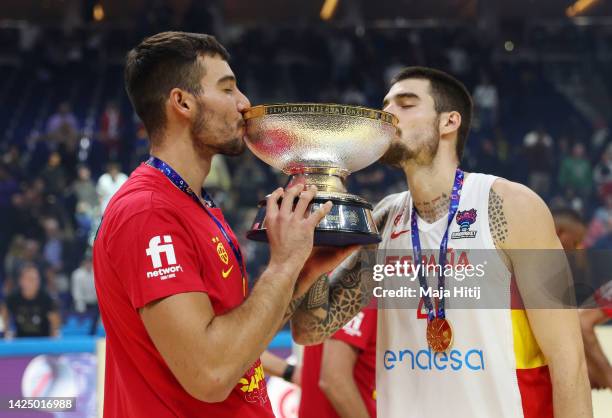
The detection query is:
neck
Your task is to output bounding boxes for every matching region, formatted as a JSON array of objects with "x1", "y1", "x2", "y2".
[
  {"x1": 150, "y1": 136, "x2": 212, "y2": 199},
  {"x1": 401, "y1": 154, "x2": 460, "y2": 223}
]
